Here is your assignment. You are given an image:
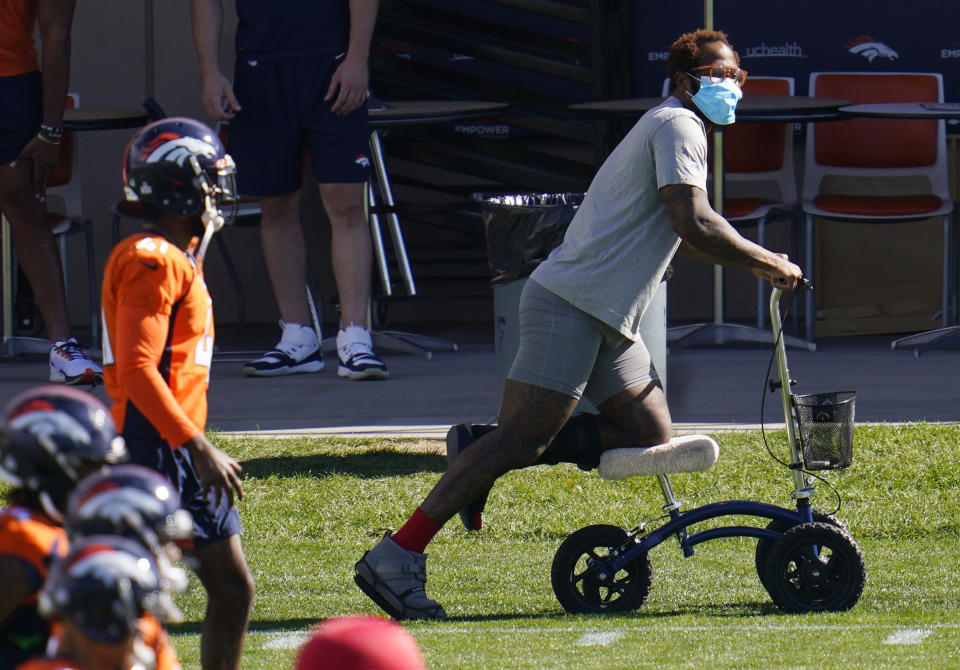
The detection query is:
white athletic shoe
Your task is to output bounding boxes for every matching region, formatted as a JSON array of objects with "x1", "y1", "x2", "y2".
[
  {"x1": 336, "y1": 326, "x2": 387, "y2": 380},
  {"x1": 243, "y1": 321, "x2": 324, "y2": 377},
  {"x1": 49, "y1": 338, "x2": 102, "y2": 385}
]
